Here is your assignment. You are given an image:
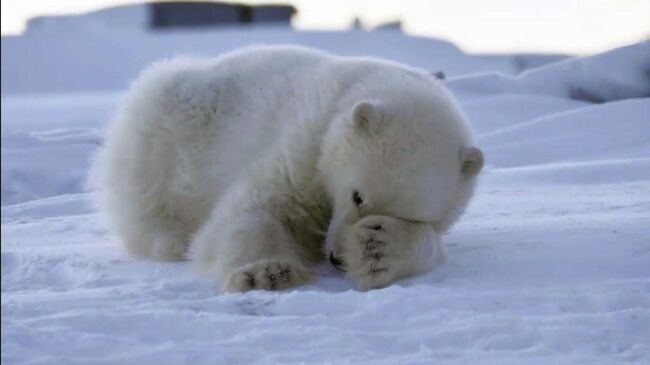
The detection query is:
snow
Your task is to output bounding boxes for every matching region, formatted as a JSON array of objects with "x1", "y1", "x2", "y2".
[
  {"x1": 1, "y1": 93, "x2": 119, "y2": 205},
  {"x1": 25, "y1": 4, "x2": 150, "y2": 33},
  {"x1": 1, "y1": 24, "x2": 565, "y2": 95},
  {"x1": 2, "y1": 25, "x2": 649, "y2": 365},
  {"x1": 447, "y1": 42, "x2": 650, "y2": 103}
]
